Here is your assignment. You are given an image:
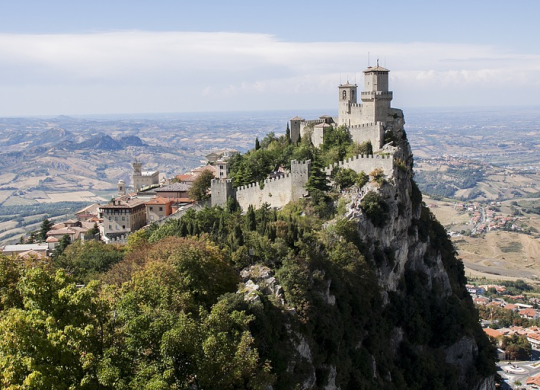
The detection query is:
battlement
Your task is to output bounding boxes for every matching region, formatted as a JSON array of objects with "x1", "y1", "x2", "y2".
[
  {"x1": 349, "y1": 121, "x2": 383, "y2": 129},
  {"x1": 361, "y1": 91, "x2": 393, "y2": 100},
  {"x1": 324, "y1": 153, "x2": 394, "y2": 178},
  {"x1": 304, "y1": 119, "x2": 325, "y2": 126}
]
